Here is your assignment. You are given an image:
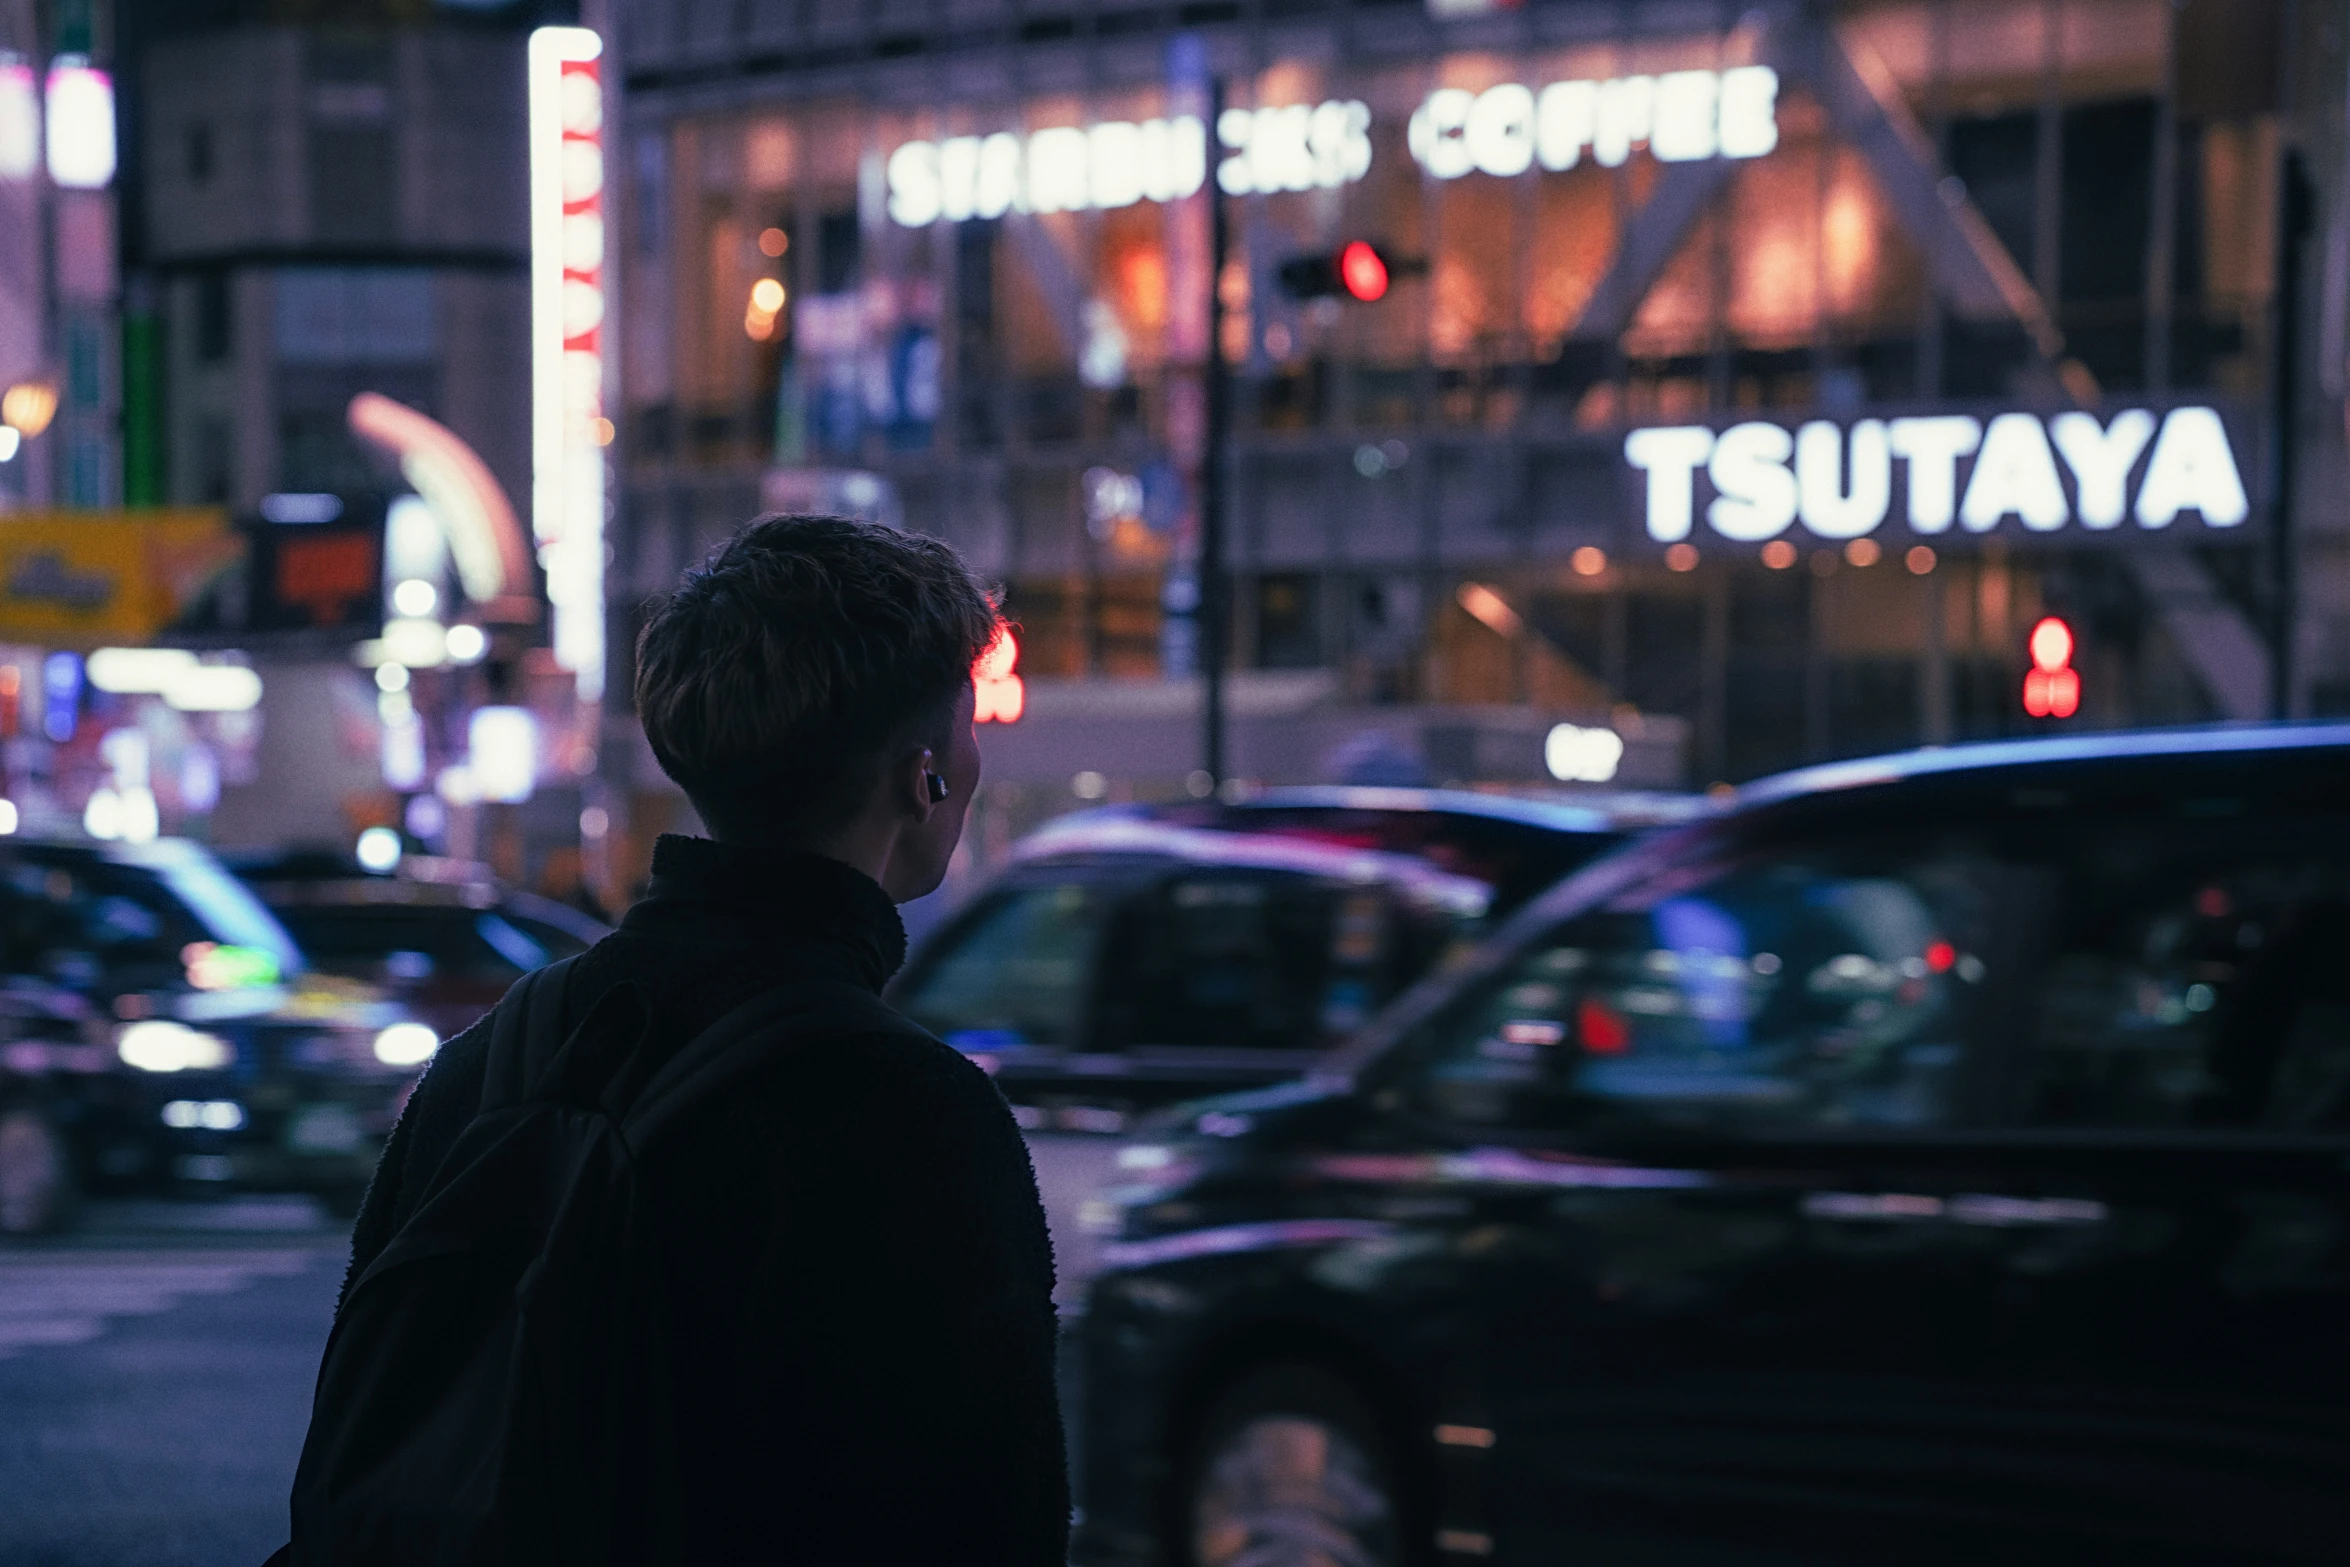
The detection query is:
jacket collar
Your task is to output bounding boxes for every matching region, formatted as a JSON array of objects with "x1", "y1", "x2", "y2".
[{"x1": 625, "y1": 834, "x2": 908, "y2": 993}]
